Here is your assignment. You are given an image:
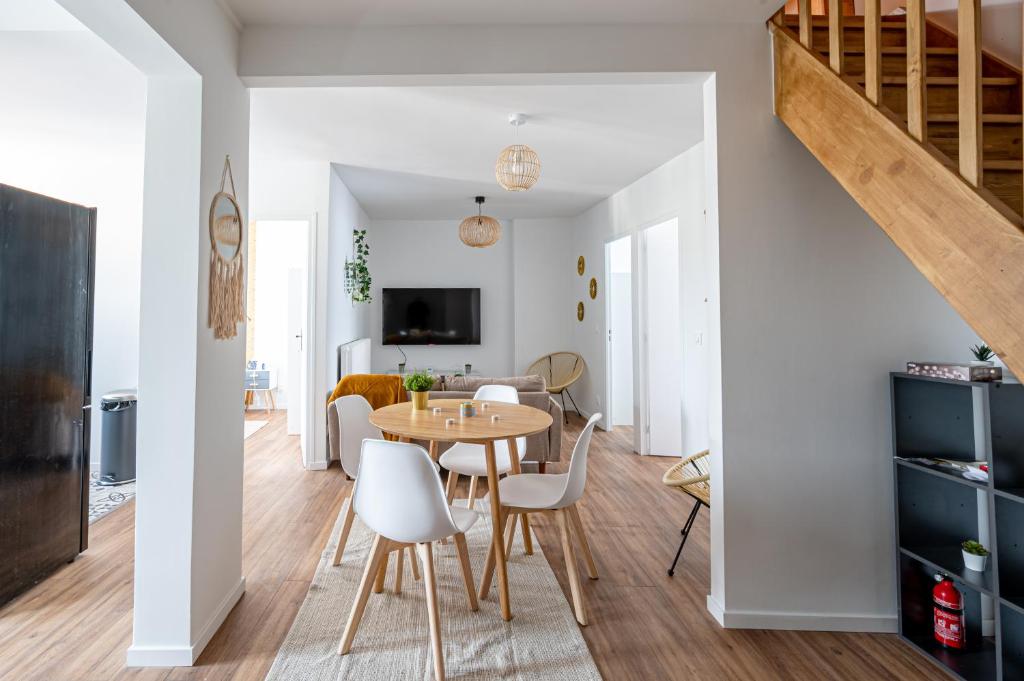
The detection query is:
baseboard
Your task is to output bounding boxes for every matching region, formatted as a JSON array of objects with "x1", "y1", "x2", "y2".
[
  {"x1": 304, "y1": 460, "x2": 329, "y2": 471},
  {"x1": 706, "y1": 597, "x2": 897, "y2": 632},
  {"x1": 126, "y1": 577, "x2": 246, "y2": 667},
  {"x1": 190, "y1": 577, "x2": 246, "y2": 661}
]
